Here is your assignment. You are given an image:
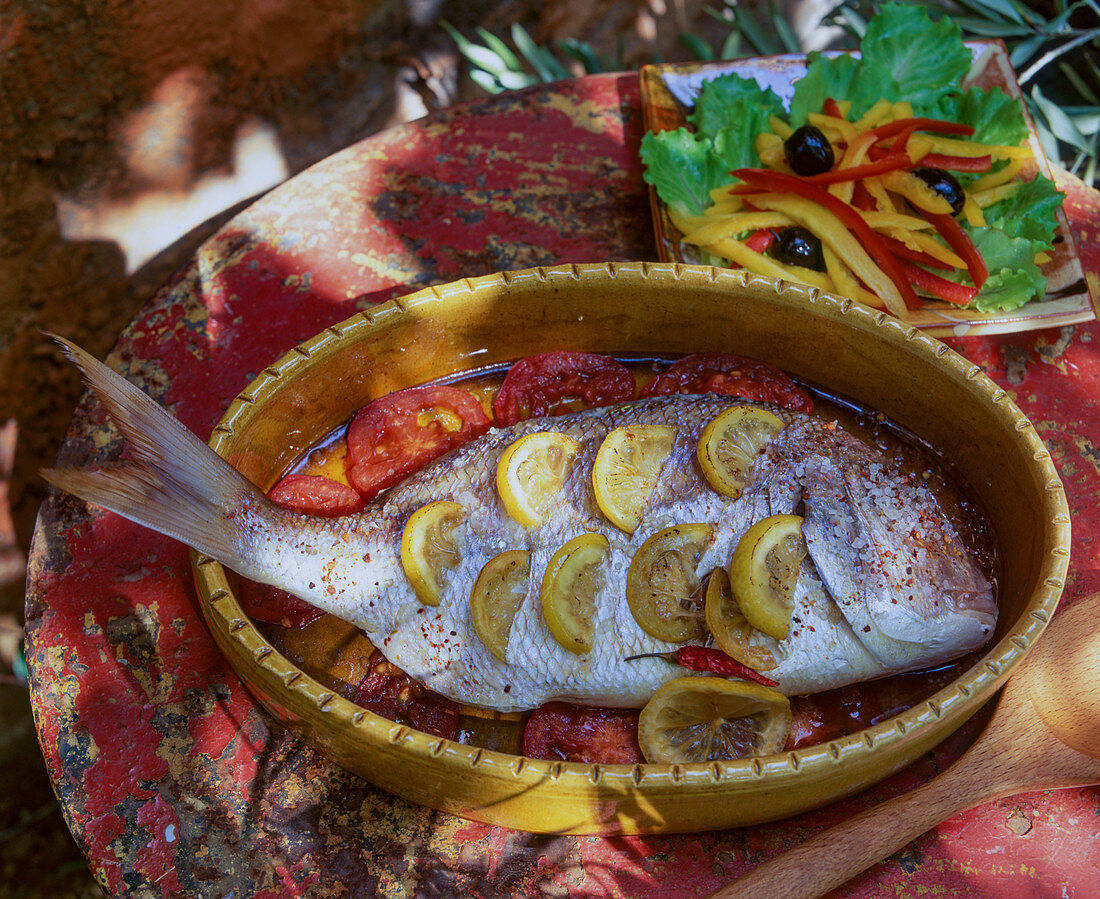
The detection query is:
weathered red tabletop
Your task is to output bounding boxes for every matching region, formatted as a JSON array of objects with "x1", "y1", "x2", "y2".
[{"x1": 26, "y1": 73, "x2": 1100, "y2": 896}]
